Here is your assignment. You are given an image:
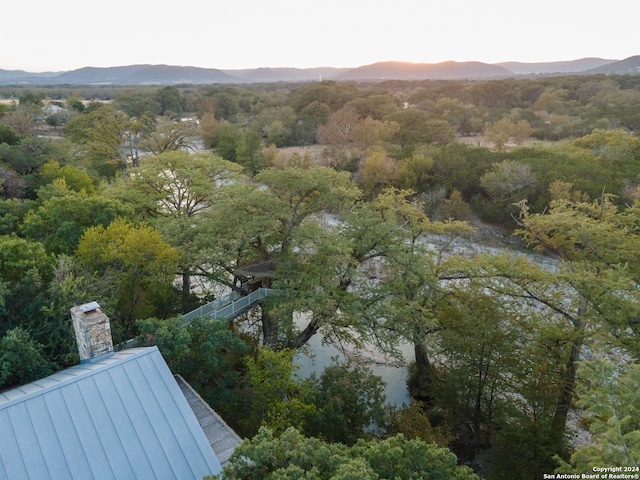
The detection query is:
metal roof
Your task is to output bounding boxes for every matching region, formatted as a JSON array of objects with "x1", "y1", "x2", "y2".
[{"x1": 0, "y1": 347, "x2": 222, "y2": 480}]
